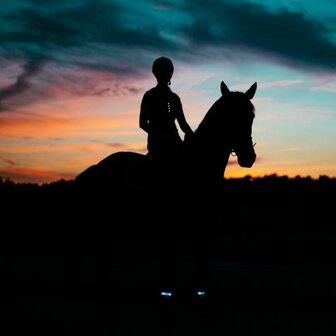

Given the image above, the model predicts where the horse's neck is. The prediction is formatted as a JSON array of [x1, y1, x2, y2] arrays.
[[181, 130, 231, 183]]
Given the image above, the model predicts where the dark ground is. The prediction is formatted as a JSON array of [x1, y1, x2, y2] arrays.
[[1, 175, 335, 335]]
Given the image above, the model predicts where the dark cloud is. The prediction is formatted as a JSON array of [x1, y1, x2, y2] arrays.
[[1, 1, 176, 64], [1, 0, 336, 72], [91, 140, 127, 148], [179, 0, 336, 70], [0, 0, 178, 111], [109, 84, 143, 96], [1, 157, 17, 166], [0, 57, 46, 104], [0, 0, 335, 112]]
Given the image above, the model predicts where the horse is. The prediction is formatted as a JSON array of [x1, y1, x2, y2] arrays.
[[75, 81, 257, 189], [73, 80, 257, 295]]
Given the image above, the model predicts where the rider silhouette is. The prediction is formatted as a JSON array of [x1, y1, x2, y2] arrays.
[[139, 57, 194, 294], [139, 57, 193, 163]]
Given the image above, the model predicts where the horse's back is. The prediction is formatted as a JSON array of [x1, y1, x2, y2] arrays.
[[74, 151, 148, 188]]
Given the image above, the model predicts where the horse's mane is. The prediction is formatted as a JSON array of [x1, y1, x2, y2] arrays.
[[183, 92, 255, 160], [195, 92, 255, 137]]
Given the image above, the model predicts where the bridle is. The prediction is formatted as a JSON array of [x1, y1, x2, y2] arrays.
[[230, 141, 256, 157]]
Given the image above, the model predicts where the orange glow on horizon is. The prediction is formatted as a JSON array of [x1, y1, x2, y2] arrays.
[[0, 166, 74, 184], [0, 112, 139, 138], [1, 72, 335, 184]]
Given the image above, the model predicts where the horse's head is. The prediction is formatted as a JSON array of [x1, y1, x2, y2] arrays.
[[220, 81, 257, 168], [182, 80, 257, 184]]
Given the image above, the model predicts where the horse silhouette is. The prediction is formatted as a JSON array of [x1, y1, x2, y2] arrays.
[[75, 81, 257, 190], [74, 81, 257, 295]]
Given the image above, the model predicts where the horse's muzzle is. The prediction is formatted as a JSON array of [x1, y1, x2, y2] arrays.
[[237, 148, 256, 168]]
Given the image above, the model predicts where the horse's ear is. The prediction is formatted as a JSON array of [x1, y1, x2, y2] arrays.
[[245, 82, 257, 100], [221, 81, 230, 96]]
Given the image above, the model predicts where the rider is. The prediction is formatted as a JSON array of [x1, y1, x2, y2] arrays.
[[139, 56, 193, 163]]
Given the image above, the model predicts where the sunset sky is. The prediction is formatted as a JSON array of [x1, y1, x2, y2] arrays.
[[1, 0, 336, 184]]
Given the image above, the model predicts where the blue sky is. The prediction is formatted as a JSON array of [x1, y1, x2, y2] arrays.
[[0, 0, 336, 183]]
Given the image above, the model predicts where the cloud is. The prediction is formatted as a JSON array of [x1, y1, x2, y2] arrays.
[[259, 79, 303, 89], [311, 74, 336, 92], [0, 0, 176, 111], [1, 157, 17, 166], [90, 140, 127, 148], [279, 147, 302, 152], [178, 0, 336, 71], [1, 0, 176, 71], [2, 1, 336, 74], [0, 57, 47, 111], [0, 0, 335, 112]]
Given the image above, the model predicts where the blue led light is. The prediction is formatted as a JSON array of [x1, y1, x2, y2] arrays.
[[161, 291, 172, 296], [197, 291, 205, 296]]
